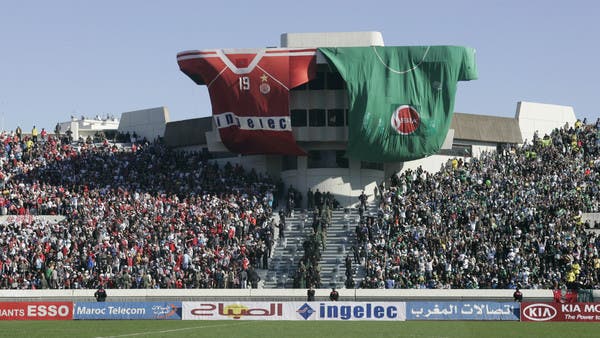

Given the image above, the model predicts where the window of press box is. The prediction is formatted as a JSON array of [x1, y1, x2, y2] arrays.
[[308, 72, 325, 90], [307, 150, 349, 168], [291, 109, 308, 127], [292, 83, 308, 91], [326, 72, 345, 89], [309, 109, 326, 127], [282, 155, 298, 171], [327, 109, 345, 127], [438, 144, 473, 157], [361, 161, 384, 170]]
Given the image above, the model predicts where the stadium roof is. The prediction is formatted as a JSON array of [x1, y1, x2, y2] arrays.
[[451, 113, 523, 144]]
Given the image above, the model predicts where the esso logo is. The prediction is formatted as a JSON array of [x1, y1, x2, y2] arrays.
[[27, 305, 70, 317], [522, 303, 557, 321], [390, 105, 420, 135]]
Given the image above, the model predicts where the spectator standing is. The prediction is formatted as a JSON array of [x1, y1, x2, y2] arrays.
[[329, 287, 339, 301], [307, 285, 315, 301], [31, 125, 38, 143], [513, 287, 523, 302], [94, 285, 107, 302]]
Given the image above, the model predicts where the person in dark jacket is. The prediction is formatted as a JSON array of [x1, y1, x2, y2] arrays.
[[329, 287, 339, 301], [94, 285, 107, 302], [307, 285, 316, 301]]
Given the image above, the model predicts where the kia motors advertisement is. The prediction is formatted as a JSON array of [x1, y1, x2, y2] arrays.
[[0, 302, 73, 320], [521, 302, 600, 322]]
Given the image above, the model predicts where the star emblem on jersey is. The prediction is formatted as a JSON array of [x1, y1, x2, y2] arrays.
[[297, 303, 315, 320], [259, 74, 271, 94], [390, 105, 420, 135]]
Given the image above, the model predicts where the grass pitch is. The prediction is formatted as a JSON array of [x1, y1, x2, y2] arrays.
[[1, 320, 600, 338]]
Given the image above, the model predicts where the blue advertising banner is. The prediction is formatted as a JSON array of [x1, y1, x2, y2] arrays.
[[74, 302, 182, 320], [407, 302, 519, 321]]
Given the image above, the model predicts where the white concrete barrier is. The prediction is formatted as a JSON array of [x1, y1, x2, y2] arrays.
[[0, 288, 575, 302]]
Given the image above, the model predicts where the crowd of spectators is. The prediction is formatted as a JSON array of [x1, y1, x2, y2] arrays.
[[356, 119, 600, 290], [1, 117, 599, 292], [0, 128, 277, 289]]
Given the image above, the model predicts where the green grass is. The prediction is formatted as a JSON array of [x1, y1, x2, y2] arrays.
[[1, 321, 600, 338]]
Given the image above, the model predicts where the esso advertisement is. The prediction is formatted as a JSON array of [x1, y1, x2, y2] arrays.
[[0, 302, 73, 320], [521, 302, 600, 322]]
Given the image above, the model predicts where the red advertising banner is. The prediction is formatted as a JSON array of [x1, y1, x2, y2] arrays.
[[521, 302, 600, 322], [0, 302, 73, 320]]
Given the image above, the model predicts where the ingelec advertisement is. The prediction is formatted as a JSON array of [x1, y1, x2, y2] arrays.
[[182, 302, 406, 321]]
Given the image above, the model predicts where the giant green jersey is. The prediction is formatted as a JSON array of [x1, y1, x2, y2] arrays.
[[319, 46, 477, 162]]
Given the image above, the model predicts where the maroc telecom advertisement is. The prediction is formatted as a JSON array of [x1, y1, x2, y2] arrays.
[[521, 302, 600, 322], [0, 302, 73, 320], [407, 302, 519, 320], [74, 302, 182, 320], [182, 302, 406, 321]]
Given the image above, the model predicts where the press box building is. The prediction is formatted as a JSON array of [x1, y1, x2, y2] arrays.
[[162, 32, 575, 207]]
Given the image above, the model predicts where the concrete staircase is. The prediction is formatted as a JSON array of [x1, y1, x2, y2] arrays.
[[263, 207, 368, 288], [317, 208, 361, 289], [262, 209, 313, 288]]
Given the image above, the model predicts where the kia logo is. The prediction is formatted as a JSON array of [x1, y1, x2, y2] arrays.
[[522, 303, 557, 321]]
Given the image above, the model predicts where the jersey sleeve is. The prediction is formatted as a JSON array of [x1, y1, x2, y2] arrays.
[[458, 47, 478, 81]]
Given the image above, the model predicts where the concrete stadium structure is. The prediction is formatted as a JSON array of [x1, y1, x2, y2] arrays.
[[65, 32, 578, 208], [163, 32, 577, 207]]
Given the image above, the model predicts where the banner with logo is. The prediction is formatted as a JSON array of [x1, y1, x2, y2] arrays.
[[0, 302, 73, 320], [407, 302, 519, 321], [74, 302, 182, 320], [182, 302, 406, 321], [294, 302, 406, 321], [521, 302, 600, 322], [183, 301, 286, 320], [177, 48, 316, 156], [0, 215, 66, 225], [319, 46, 477, 162]]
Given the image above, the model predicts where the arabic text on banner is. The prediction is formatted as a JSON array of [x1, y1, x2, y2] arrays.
[[182, 301, 406, 321], [406, 302, 519, 321]]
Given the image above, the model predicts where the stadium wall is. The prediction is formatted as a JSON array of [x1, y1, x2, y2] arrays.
[[118, 106, 170, 142], [0, 289, 565, 303], [516, 101, 577, 144]]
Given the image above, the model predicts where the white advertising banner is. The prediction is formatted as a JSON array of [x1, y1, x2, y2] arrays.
[[182, 302, 406, 321]]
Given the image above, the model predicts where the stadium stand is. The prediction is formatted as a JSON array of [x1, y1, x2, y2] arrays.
[[355, 119, 600, 291], [0, 131, 278, 290], [0, 118, 598, 295]]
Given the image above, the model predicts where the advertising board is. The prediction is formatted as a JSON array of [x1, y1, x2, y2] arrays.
[[407, 302, 519, 320], [0, 302, 73, 320], [182, 302, 406, 321], [521, 302, 600, 322], [74, 302, 182, 320]]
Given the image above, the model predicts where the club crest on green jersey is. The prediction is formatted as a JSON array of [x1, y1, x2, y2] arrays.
[[390, 105, 420, 135]]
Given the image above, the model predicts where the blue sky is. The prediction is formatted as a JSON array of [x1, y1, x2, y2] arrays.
[[0, 0, 598, 132]]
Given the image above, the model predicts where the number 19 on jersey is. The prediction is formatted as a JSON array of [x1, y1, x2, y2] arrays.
[[239, 76, 250, 91]]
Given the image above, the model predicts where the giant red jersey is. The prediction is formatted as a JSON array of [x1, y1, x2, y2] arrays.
[[177, 48, 317, 155]]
